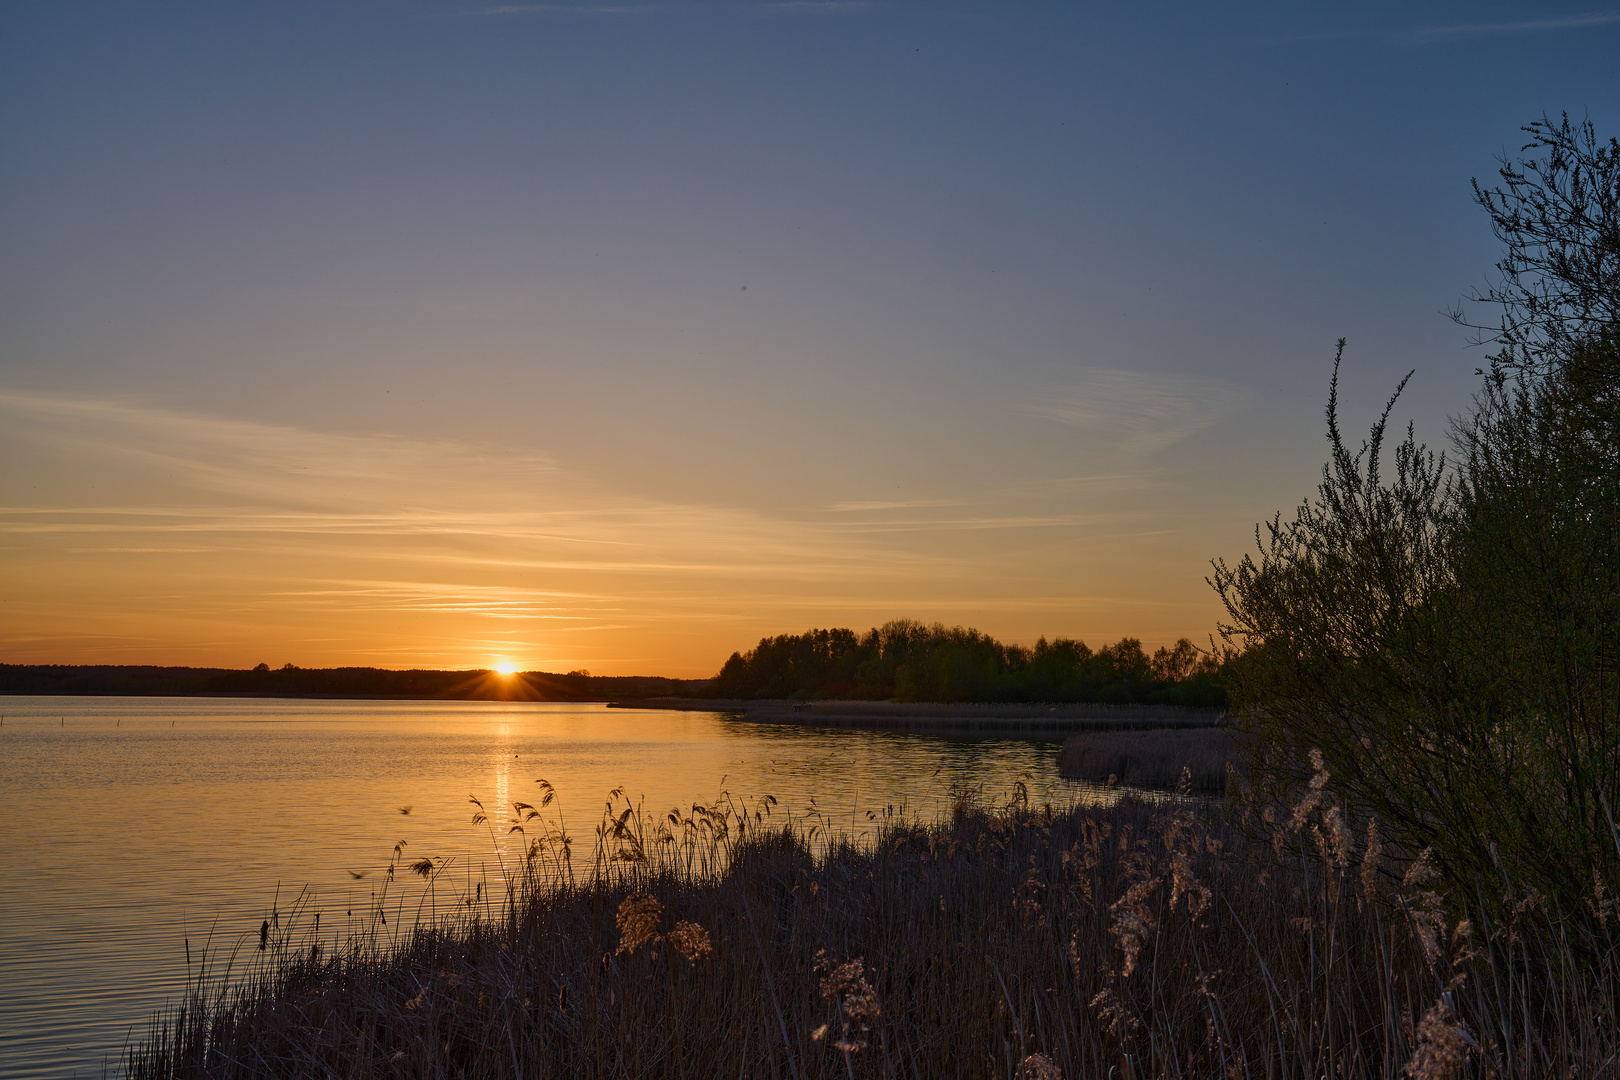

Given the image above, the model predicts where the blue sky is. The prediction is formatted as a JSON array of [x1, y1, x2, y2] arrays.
[[1, 1, 1616, 672]]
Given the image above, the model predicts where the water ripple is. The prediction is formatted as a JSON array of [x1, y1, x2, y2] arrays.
[[0, 696, 1080, 1079]]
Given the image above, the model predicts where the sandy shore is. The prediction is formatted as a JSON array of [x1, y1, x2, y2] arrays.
[[607, 696, 1226, 733]]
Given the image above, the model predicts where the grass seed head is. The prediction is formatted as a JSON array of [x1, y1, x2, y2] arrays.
[[1361, 817, 1383, 909], [813, 949, 880, 1051], [1405, 1000, 1470, 1080], [667, 920, 712, 962], [1018, 1051, 1063, 1080], [615, 893, 663, 955]]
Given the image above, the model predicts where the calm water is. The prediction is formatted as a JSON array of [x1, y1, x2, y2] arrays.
[[0, 697, 1085, 1079]]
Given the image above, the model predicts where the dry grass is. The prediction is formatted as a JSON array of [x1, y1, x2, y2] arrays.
[[1057, 728, 1241, 792], [126, 770, 1620, 1080]]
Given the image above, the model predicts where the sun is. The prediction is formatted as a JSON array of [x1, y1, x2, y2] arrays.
[[493, 662, 518, 676]]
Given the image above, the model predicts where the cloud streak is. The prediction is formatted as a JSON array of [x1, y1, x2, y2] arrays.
[[463, 0, 877, 16], [0, 386, 1224, 670], [1401, 11, 1620, 44], [1243, 10, 1620, 48], [1020, 369, 1246, 459], [752, 1, 876, 12], [471, 3, 659, 15]]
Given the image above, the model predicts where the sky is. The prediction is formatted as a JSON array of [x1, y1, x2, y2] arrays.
[[1, 1, 1616, 676]]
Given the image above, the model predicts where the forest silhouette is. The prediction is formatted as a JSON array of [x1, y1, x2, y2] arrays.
[[710, 619, 1228, 706], [0, 623, 1227, 706]]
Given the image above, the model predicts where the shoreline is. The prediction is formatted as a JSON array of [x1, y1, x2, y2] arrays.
[[609, 696, 1227, 733], [121, 786, 1608, 1079], [1057, 726, 1240, 791]]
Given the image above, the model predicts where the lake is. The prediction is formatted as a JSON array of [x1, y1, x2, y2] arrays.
[[0, 696, 1088, 1079]]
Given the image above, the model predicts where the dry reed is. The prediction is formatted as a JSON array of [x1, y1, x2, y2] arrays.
[[125, 767, 1620, 1079]]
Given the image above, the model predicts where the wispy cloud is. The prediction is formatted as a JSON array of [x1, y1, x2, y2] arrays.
[[0, 388, 962, 581], [1248, 10, 1620, 47], [823, 498, 964, 512], [752, 1, 876, 12], [64, 547, 220, 554], [1009, 473, 1167, 497], [472, 3, 658, 15], [0, 386, 1223, 669], [465, 0, 875, 15], [0, 389, 562, 510], [1401, 10, 1620, 44], [1021, 370, 1246, 459], [269, 579, 612, 621]]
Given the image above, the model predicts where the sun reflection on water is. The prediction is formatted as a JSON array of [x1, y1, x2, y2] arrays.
[[0, 697, 1075, 1080]]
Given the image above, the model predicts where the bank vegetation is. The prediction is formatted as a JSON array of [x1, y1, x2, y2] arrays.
[[121, 113, 1619, 1080]]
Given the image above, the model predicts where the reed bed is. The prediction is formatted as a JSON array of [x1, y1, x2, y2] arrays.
[[1057, 728, 1241, 792], [126, 771, 1620, 1080]]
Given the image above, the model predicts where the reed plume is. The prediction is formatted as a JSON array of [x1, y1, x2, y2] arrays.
[[124, 767, 1620, 1080]]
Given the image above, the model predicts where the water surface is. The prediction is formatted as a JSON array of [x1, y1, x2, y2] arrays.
[[0, 696, 1082, 1079]]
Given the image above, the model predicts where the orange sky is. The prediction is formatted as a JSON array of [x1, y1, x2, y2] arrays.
[[5, 4, 1586, 676], [0, 385, 1269, 676]]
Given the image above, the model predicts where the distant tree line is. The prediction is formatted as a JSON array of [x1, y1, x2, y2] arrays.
[[0, 664, 703, 701], [709, 619, 1229, 706]]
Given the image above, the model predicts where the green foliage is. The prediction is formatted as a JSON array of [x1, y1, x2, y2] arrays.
[[1447, 334, 1620, 905], [1454, 113, 1620, 384], [710, 619, 1228, 705], [1210, 345, 1468, 868], [1213, 116, 1620, 922], [1214, 336, 1619, 922]]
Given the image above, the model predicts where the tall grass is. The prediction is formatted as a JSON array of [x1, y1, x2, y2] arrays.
[[126, 765, 1620, 1079]]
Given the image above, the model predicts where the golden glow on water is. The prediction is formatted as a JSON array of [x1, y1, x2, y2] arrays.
[[494, 728, 512, 840], [0, 696, 1085, 1079]]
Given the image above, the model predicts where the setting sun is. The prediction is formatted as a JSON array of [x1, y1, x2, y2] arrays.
[[3, 0, 1614, 1071]]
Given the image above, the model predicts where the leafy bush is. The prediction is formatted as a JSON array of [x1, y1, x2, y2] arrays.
[[1212, 115, 1619, 924]]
